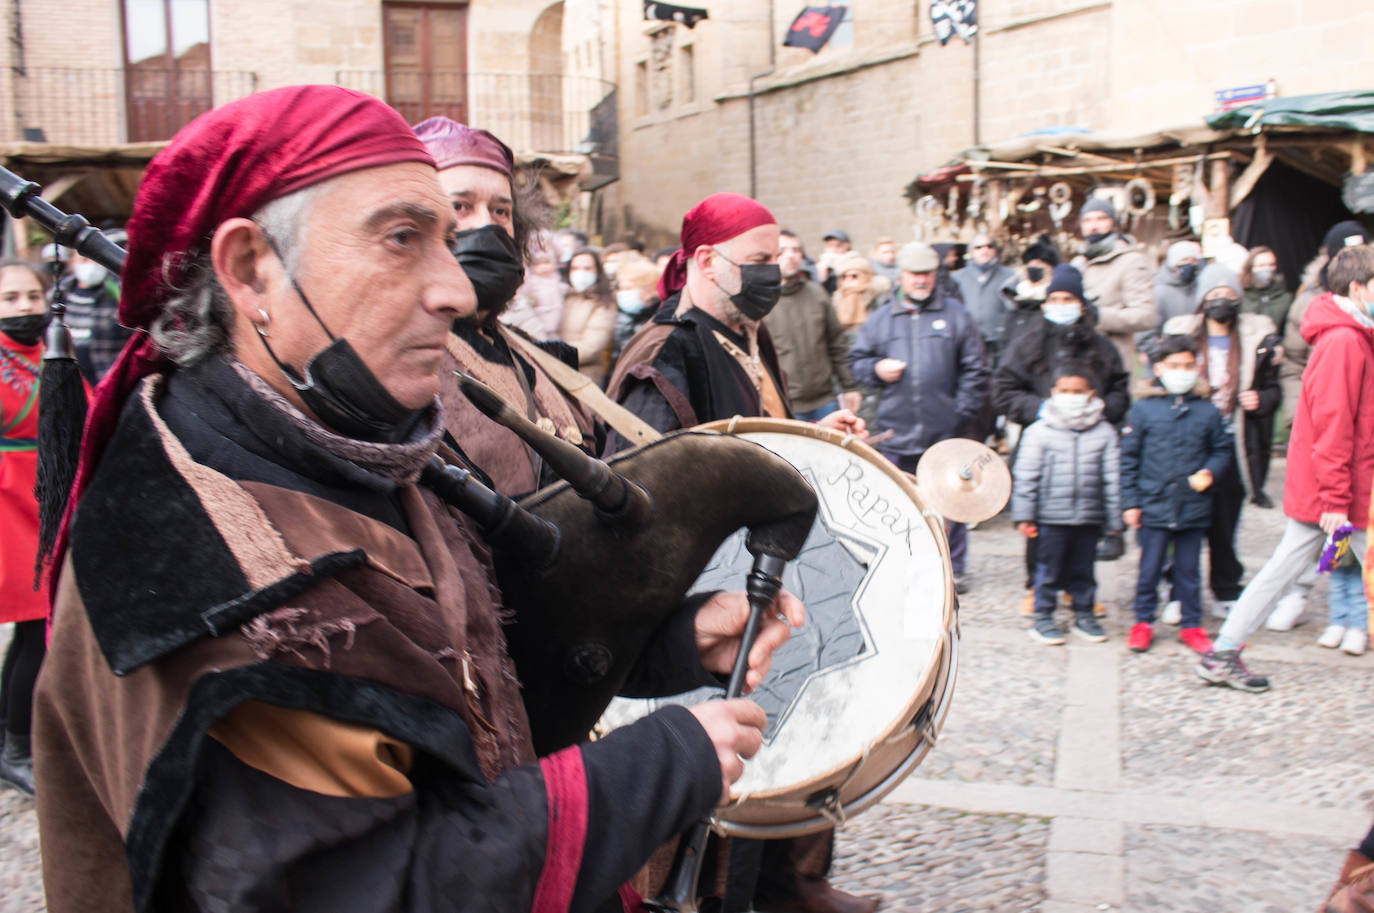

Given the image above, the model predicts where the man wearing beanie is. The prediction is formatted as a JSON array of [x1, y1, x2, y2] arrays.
[[1075, 196, 1156, 373], [1005, 237, 1059, 345], [849, 241, 989, 593], [1140, 240, 1201, 358]]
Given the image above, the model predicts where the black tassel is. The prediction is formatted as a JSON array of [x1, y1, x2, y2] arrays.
[[32, 297, 88, 589]]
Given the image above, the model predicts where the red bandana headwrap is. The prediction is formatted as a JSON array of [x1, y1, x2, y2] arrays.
[[56, 85, 435, 573], [658, 192, 777, 300], [413, 116, 514, 178]]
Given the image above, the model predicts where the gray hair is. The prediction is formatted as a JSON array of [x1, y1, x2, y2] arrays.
[[149, 184, 318, 365]]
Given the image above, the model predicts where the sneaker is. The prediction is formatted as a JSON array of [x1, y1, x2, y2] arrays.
[[1072, 614, 1108, 642], [1178, 626, 1213, 653], [1019, 589, 1034, 617], [1029, 616, 1066, 645], [1127, 622, 1153, 652], [1318, 624, 1347, 649], [1197, 648, 1270, 693], [1161, 600, 1182, 625], [954, 573, 970, 595], [1341, 628, 1368, 656], [1209, 600, 1235, 620], [1264, 592, 1308, 631]]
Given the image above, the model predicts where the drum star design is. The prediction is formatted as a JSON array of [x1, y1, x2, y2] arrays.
[[692, 490, 884, 742]]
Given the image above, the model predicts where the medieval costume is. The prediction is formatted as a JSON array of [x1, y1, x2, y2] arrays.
[[34, 86, 722, 913], [415, 116, 602, 496], [608, 193, 875, 913]]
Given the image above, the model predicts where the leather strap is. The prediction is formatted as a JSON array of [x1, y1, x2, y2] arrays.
[[506, 332, 663, 446]]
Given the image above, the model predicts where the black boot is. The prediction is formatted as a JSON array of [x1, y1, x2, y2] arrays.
[[0, 732, 35, 796]]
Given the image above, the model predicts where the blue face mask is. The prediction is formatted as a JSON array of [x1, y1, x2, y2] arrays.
[[616, 289, 649, 314], [1043, 303, 1082, 326]]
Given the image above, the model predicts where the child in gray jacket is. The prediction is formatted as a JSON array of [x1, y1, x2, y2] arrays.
[[1012, 360, 1123, 644]]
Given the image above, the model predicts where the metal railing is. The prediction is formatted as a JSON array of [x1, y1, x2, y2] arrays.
[[9, 68, 260, 145], [333, 70, 617, 156]]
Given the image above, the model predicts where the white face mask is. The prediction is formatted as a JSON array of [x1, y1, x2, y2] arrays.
[[616, 289, 648, 314], [1051, 392, 1091, 416], [1159, 368, 1198, 395], [569, 269, 597, 293], [1043, 302, 1082, 325], [73, 261, 107, 287]]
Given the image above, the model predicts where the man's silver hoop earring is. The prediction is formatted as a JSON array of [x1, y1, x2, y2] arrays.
[[256, 308, 270, 338]]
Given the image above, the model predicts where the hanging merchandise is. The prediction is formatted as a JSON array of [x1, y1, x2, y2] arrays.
[[643, 1, 709, 28], [783, 6, 848, 53], [930, 0, 977, 46]]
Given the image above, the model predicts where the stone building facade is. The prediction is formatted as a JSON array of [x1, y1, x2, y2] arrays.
[[601, 0, 1374, 254], [0, 0, 606, 156]]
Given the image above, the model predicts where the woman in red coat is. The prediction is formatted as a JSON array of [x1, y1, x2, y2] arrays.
[[0, 257, 50, 795]]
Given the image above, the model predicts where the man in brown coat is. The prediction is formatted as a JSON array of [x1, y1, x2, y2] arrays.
[[1076, 197, 1156, 374], [33, 87, 792, 913]]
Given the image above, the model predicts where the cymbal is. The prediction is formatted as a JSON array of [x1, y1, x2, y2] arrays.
[[914, 438, 1011, 524]]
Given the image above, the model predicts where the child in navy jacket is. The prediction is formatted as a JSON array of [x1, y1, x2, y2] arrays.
[[1120, 336, 1232, 654]]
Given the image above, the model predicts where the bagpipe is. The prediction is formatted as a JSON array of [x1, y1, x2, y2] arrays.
[[0, 163, 1008, 910]]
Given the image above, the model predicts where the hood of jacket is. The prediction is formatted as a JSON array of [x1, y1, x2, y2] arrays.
[[1302, 292, 1374, 346]]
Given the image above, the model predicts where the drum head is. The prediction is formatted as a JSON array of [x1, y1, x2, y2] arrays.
[[600, 418, 955, 834]]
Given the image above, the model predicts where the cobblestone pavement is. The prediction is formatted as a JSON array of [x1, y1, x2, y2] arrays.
[[1, 459, 1370, 912]]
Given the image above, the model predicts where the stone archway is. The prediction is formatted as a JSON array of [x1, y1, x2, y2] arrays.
[[528, 2, 564, 152]]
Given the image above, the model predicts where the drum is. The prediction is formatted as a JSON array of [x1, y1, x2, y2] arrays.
[[599, 417, 959, 839]]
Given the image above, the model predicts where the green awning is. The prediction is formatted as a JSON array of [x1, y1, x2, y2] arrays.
[[1206, 90, 1374, 133]]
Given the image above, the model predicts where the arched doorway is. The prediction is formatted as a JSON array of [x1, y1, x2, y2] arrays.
[[529, 2, 564, 152]]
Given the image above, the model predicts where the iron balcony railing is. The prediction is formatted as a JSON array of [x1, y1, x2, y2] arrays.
[[333, 70, 617, 157], [9, 67, 260, 145]]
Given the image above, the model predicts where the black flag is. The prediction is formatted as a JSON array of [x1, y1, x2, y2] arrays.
[[643, 1, 709, 28], [782, 6, 847, 53], [930, 0, 977, 45]]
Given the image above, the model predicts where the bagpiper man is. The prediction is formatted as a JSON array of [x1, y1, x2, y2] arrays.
[[32, 86, 798, 913]]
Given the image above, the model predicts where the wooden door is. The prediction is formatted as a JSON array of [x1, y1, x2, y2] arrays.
[[383, 3, 468, 125]]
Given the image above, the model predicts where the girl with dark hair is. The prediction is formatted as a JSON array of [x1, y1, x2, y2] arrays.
[[558, 248, 618, 384], [1240, 245, 1293, 333]]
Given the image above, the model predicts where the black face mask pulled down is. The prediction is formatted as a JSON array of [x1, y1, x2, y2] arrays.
[[0, 312, 50, 347], [1204, 297, 1240, 325], [727, 263, 783, 321], [451, 224, 526, 322], [257, 275, 423, 444]]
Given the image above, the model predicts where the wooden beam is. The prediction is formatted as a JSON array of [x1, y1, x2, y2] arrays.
[[1207, 158, 1230, 219], [1229, 134, 1273, 209], [1353, 139, 1368, 176]]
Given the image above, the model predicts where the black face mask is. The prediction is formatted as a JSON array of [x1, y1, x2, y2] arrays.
[[0, 312, 50, 346], [731, 263, 783, 320], [1176, 263, 1199, 285], [1026, 265, 1045, 283], [450, 225, 525, 321], [1205, 297, 1240, 325], [256, 249, 423, 443], [710, 248, 784, 322]]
